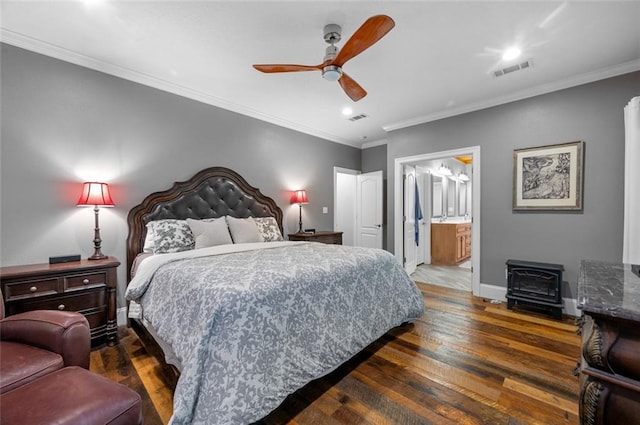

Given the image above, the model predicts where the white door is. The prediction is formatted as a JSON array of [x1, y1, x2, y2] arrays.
[[335, 171, 358, 246], [404, 165, 417, 274], [356, 171, 383, 249]]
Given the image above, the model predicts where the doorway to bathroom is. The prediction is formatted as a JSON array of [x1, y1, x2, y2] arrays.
[[393, 146, 480, 295]]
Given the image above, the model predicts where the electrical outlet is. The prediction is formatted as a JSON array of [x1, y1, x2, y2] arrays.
[[322, 207, 328, 214]]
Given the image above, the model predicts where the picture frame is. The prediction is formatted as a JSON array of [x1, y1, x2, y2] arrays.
[[513, 140, 584, 211]]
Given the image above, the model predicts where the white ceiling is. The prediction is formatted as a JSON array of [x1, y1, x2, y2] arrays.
[[2, 1, 639, 148]]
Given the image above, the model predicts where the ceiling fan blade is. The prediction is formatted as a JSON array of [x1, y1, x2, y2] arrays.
[[253, 64, 322, 73], [339, 73, 367, 102], [333, 15, 395, 67]]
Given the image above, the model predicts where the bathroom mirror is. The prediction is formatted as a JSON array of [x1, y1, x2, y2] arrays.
[[459, 181, 467, 216], [432, 175, 443, 217], [447, 177, 456, 216]]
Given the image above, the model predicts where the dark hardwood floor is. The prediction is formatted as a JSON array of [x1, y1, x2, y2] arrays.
[[91, 282, 581, 424]]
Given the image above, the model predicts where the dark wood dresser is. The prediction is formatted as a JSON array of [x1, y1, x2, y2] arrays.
[[1, 257, 120, 346], [577, 260, 640, 425], [288, 231, 343, 245]]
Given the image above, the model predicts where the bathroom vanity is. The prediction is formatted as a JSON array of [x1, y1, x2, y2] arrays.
[[430, 220, 471, 265]]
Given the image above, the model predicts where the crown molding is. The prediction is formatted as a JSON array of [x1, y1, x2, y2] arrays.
[[0, 29, 361, 148], [4, 29, 638, 148], [384, 59, 640, 132], [361, 138, 388, 149]]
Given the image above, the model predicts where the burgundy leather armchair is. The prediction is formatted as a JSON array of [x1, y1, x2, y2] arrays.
[[0, 292, 90, 393]]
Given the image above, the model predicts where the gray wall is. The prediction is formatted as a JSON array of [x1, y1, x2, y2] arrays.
[[386, 71, 639, 297], [361, 144, 387, 177], [361, 143, 389, 249], [0, 43, 361, 305]]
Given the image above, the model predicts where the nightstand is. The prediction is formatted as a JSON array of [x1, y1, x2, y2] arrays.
[[1, 257, 120, 346], [288, 231, 343, 245]]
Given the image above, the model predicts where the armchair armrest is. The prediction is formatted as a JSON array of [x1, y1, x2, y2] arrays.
[[0, 310, 90, 369]]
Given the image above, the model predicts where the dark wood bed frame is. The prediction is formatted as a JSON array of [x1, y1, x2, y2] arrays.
[[125, 166, 284, 388]]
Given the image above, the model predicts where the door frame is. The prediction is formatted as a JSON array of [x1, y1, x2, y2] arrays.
[[393, 146, 481, 296]]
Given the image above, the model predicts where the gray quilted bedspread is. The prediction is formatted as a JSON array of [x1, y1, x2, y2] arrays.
[[126, 242, 425, 424]]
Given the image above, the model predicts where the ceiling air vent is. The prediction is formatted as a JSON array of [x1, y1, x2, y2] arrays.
[[348, 114, 368, 122], [493, 59, 533, 77]]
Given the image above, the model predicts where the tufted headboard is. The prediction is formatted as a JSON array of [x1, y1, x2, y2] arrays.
[[126, 167, 283, 281]]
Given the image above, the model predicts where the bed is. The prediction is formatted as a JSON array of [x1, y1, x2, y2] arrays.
[[124, 166, 425, 425]]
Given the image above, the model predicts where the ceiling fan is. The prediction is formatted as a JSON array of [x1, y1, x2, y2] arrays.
[[253, 15, 395, 102]]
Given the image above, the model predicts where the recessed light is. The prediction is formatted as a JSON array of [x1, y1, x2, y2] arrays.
[[342, 107, 353, 116], [502, 47, 521, 61]]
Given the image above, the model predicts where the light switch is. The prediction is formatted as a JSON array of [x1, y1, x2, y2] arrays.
[[322, 207, 328, 214]]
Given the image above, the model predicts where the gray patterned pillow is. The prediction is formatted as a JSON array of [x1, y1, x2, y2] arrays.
[[254, 217, 284, 242], [147, 219, 195, 253]]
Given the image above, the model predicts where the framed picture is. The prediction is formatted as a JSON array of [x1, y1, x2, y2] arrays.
[[513, 140, 584, 211]]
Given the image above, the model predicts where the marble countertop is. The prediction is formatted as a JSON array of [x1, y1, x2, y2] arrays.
[[430, 218, 472, 224], [578, 259, 640, 321]]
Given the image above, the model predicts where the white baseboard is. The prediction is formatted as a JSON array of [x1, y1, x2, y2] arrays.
[[117, 307, 128, 327], [479, 283, 579, 317]]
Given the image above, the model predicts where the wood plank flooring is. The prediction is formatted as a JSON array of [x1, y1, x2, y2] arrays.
[[91, 282, 580, 425]]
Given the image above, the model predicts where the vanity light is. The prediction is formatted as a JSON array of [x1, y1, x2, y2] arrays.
[[438, 164, 453, 176], [459, 172, 470, 181]]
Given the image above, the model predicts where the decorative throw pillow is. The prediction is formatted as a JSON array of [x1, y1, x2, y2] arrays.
[[254, 217, 284, 242], [225, 216, 264, 244], [147, 219, 195, 253], [186, 218, 233, 249]]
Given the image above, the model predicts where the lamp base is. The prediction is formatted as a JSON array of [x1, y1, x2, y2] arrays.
[[88, 247, 107, 260], [88, 206, 107, 260], [88, 253, 107, 261], [298, 204, 303, 233]]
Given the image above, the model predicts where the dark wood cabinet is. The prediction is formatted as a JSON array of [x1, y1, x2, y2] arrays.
[[1, 257, 120, 346], [288, 231, 343, 245], [577, 260, 640, 425]]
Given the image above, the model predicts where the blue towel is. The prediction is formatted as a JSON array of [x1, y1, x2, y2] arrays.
[[414, 180, 423, 245]]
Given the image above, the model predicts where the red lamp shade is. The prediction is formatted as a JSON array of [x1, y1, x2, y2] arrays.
[[77, 182, 115, 207], [291, 190, 308, 205]]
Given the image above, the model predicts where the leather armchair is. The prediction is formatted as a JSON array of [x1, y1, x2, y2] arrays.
[[0, 292, 91, 394]]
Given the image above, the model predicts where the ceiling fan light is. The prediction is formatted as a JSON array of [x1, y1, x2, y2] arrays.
[[322, 65, 343, 82]]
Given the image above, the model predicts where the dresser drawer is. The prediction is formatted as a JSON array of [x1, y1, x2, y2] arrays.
[[7, 289, 106, 315], [584, 317, 640, 381], [85, 308, 108, 333], [3, 277, 59, 301], [64, 271, 107, 292]]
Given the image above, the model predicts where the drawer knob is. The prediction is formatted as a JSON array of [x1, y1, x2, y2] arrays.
[[30, 286, 37, 293], [82, 278, 90, 285], [57, 304, 65, 311]]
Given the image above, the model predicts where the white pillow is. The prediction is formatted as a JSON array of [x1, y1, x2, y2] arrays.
[[254, 217, 284, 242], [186, 218, 233, 249], [225, 216, 264, 243]]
